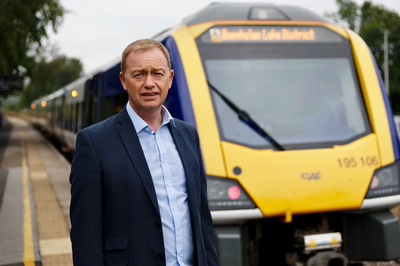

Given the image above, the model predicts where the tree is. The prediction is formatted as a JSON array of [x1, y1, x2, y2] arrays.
[[19, 55, 83, 108], [326, 0, 360, 31], [0, 0, 65, 80], [358, 2, 400, 112], [326, 1, 400, 112]]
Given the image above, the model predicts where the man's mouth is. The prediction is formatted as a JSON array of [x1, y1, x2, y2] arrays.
[[142, 93, 157, 96]]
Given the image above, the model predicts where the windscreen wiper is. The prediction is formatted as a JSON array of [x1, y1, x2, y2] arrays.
[[207, 81, 285, 151]]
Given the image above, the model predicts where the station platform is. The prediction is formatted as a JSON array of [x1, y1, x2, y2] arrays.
[[0, 117, 72, 266]]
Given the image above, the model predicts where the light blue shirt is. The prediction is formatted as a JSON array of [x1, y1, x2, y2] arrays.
[[126, 103, 194, 266]]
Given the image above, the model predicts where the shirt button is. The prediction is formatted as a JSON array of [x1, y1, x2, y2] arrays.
[[155, 222, 160, 228], [157, 254, 164, 261], [162, 158, 166, 162], [172, 207, 175, 210]]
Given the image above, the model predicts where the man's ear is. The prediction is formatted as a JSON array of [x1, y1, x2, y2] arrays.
[[119, 72, 127, 91], [168, 69, 174, 89]]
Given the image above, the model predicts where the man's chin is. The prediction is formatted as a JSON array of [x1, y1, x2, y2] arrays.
[[134, 104, 163, 114]]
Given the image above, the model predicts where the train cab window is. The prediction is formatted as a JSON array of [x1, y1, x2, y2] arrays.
[[196, 26, 371, 150]]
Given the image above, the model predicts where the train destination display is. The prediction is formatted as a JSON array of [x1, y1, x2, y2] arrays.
[[202, 26, 344, 43]]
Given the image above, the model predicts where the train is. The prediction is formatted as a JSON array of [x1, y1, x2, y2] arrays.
[[29, 3, 400, 266], [0, 98, 3, 128]]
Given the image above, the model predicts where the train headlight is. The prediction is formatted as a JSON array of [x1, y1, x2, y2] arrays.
[[206, 176, 256, 210], [365, 161, 400, 198]]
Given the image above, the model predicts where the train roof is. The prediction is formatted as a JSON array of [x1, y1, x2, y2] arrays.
[[44, 88, 65, 101], [183, 2, 330, 26], [64, 75, 89, 93]]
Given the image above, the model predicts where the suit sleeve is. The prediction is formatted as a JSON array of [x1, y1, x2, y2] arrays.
[[195, 129, 220, 266], [70, 130, 104, 266]]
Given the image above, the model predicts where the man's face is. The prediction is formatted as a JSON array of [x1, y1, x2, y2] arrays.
[[119, 48, 174, 117]]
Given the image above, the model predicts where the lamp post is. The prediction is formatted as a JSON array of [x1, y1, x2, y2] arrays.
[[383, 29, 389, 96]]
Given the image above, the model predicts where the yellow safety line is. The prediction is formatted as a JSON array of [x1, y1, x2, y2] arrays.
[[20, 128, 36, 266]]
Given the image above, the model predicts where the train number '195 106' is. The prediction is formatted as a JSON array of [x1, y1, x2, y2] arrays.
[[337, 156, 379, 168]]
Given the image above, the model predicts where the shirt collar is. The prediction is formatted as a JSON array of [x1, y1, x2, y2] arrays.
[[126, 102, 175, 134]]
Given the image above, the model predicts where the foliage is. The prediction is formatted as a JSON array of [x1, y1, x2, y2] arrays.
[[326, 0, 360, 31], [338, 0, 359, 31], [0, 0, 65, 78], [19, 56, 83, 108], [328, 0, 400, 112], [359, 1, 400, 113], [0, 0, 83, 109]]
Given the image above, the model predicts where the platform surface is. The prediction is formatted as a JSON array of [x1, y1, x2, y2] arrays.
[[0, 117, 72, 266]]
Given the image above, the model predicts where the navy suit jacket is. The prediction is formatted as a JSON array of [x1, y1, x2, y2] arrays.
[[70, 106, 219, 266]]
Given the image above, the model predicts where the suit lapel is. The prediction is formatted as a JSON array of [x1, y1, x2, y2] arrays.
[[116, 107, 160, 214], [168, 123, 199, 209]]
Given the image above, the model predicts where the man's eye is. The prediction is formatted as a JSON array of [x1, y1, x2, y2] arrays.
[[134, 73, 142, 77], [155, 72, 163, 76]]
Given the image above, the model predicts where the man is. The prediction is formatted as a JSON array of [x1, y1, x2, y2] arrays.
[[70, 39, 219, 266]]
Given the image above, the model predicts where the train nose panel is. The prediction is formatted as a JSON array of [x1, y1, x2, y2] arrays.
[[220, 134, 380, 217]]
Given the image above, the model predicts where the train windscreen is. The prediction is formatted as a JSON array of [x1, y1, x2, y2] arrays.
[[196, 26, 371, 150]]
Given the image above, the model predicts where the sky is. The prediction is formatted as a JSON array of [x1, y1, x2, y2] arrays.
[[46, 0, 400, 74]]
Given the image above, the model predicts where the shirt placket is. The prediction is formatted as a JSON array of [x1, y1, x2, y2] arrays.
[[155, 128, 182, 265]]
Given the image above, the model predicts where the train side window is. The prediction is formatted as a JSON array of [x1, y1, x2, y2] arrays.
[[82, 100, 87, 129], [103, 97, 111, 119], [65, 104, 69, 131], [56, 100, 61, 128], [102, 93, 127, 118], [71, 103, 76, 133], [91, 95, 97, 126], [74, 102, 78, 133], [77, 102, 83, 132], [70, 103, 73, 132], [50, 100, 55, 128], [67, 104, 72, 131], [62, 104, 67, 130], [115, 93, 127, 113]]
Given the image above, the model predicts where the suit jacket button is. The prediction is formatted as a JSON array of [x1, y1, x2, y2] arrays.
[[157, 254, 164, 261], [155, 222, 160, 228]]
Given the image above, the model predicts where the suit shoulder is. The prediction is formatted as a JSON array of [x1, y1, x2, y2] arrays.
[[173, 118, 197, 132], [173, 118, 199, 137]]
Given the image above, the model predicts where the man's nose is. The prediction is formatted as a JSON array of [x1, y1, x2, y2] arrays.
[[144, 74, 155, 88]]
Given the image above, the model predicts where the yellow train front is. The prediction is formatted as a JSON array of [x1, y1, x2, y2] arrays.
[[159, 3, 400, 266]]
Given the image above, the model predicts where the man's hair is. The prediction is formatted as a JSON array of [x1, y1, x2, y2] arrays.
[[121, 39, 171, 74]]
